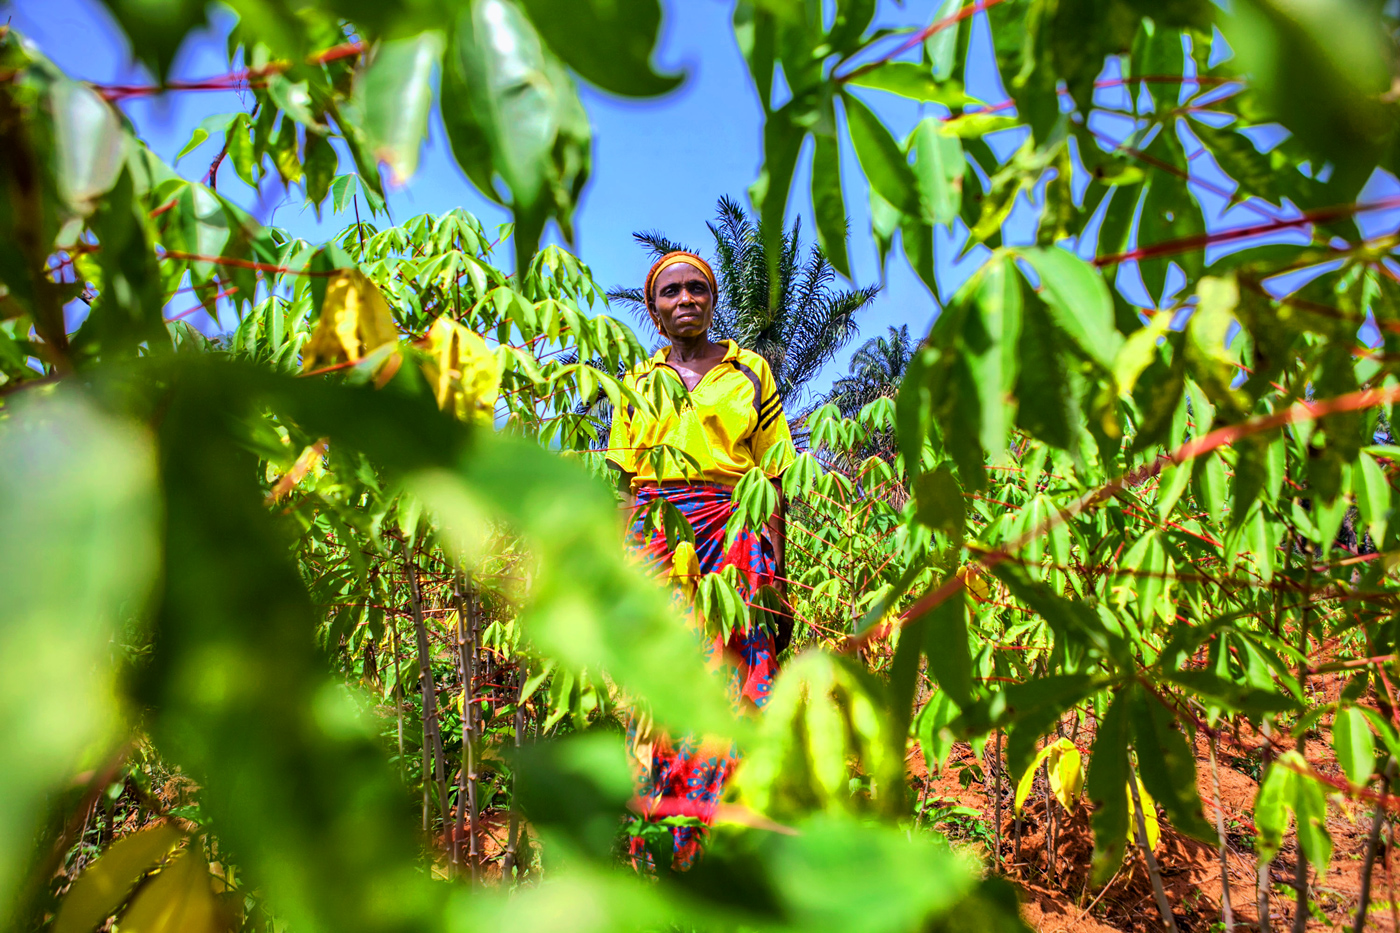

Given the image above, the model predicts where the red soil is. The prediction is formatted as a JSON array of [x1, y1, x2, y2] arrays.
[[910, 723, 1396, 933]]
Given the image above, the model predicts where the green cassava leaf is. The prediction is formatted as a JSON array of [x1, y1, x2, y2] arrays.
[[1222, 0, 1394, 196], [1014, 246, 1121, 370], [912, 117, 963, 227], [1354, 452, 1391, 546], [843, 90, 918, 216], [913, 461, 964, 535], [846, 62, 976, 106], [1085, 686, 1132, 882], [443, 0, 591, 270], [1333, 707, 1376, 788], [811, 127, 851, 279], [95, 0, 209, 81], [922, 588, 973, 710], [1129, 687, 1216, 842], [356, 31, 444, 184], [515, 0, 683, 97]]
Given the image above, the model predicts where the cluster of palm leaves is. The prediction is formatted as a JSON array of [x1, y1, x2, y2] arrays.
[[817, 324, 916, 464], [824, 324, 914, 418], [607, 196, 879, 408]]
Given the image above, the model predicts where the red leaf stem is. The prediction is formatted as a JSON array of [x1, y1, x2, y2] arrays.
[[164, 286, 238, 323], [1082, 122, 1288, 229], [1094, 194, 1400, 268], [1092, 75, 1233, 90], [91, 42, 364, 101], [159, 249, 340, 276], [836, 0, 1010, 84]]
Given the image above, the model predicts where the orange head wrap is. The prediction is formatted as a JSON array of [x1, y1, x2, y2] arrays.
[[644, 251, 718, 314]]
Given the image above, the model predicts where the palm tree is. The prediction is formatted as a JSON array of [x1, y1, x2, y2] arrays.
[[823, 325, 915, 418], [607, 196, 879, 409], [817, 325, 915, 467]]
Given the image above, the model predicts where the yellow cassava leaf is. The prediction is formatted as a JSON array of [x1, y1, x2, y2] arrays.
[[957, 564, 990, 602], [420, 317, 502, 424], [1014, 753, 1045, 816], [120, 848, 224, 933], [1126, 777, 1160, 851], [55, 823, 184, 933], [1014, 737, 1080, 815], [1047, 739, 1083, 812], [264, 439, 327, 504], [670, 540, 700, 599], [300, 269, 401, 372]]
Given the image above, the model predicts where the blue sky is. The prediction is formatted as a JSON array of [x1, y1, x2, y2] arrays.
[[7, 0, 1399, 395]]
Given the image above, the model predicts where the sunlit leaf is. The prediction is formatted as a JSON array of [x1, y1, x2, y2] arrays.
[[119, 849, 223, 933], [843, 91, 917, 216], [301, 268, 402, 371], [1014, 246, 1121, 370], [1126, 777, 1160, 851], [50, 79, 126, 214], [420, 316, 501, 423], [55, 825, 184, 933], [846, 62, 976, 106]]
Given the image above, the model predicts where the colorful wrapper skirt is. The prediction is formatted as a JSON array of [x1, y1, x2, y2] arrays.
[[625, 481, 779, 870]]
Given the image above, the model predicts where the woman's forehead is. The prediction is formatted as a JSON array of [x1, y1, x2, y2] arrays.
[[654, 262, 708, 286]]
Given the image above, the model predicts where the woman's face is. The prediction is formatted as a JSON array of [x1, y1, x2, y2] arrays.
[[650, 262, 714, 340]]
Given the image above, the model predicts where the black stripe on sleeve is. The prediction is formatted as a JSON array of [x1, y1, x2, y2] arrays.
[[760, 404, 785, 431], [732, 360, 763, 417]]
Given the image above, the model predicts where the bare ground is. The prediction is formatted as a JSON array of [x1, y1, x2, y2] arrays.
[[909, 718, 1397, 933]]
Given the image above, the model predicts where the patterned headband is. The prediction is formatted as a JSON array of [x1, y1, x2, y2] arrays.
[[644, 251, 718, 312]]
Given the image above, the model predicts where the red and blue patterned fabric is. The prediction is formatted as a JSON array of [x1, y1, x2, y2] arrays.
[[626, 481, 779, 870]]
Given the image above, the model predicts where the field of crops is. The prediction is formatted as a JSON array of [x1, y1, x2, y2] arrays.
[[6, 1, 1400, 932]]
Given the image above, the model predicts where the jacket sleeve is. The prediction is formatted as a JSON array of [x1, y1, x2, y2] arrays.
[[749, 359, 796, 477]]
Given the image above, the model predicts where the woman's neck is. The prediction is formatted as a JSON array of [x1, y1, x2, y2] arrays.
[[668, 334, 723, 362]]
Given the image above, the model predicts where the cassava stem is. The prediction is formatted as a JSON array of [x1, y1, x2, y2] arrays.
[[1130, 762, 1179, 933], [1208, 731, 1235, 933], [402, 538, 451, 841]]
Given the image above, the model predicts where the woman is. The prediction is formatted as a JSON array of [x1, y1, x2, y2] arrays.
[[607, 251, 795, 870]]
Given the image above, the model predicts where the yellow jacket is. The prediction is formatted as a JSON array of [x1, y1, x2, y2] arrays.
[[606, 341, 796, 490]]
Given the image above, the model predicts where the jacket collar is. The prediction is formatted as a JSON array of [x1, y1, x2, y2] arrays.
[[640, 339, 739, 373]]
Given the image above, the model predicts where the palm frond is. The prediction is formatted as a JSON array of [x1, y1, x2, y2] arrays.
[[820, 324, 914, 418], [605, 286, 657, 329], [781, 284, 877, 406], [633, 230, 697, 259]]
